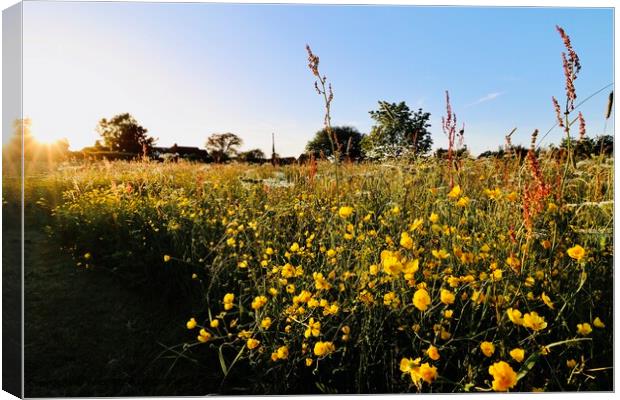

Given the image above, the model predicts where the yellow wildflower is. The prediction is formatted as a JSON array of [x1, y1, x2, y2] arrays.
[[509, 348, 525, 362], [304, 318, 321, 338], [432, 249, 450, 260], [415, 363, 438, 384], [448, 185, 461, 198], [488, 361, 517, 391], [426, 345, 440, 361], [186, 318, 197, 329], [251, 295, 268, 310], [456, 196, 470, 207], [338, 206, 353, 218], [577, 323, 592, 336], [541, 292, 554, 309], [223, 293, 235, 311], [409, 218, 424, 232], [313, 341, 335, 357], [400, 231, 414, 250], [480, 341, 495, 357], [313, 272, 332, 290], [522, 312, 547, 331], [567, 245, 586, 261], [261, 317, 272, 329], [413, 288, 431, 311], [440, 289, 455, 305], [197, 328, 211, 343], [593, 317, 605, 328], [246, 338, 260, 350]]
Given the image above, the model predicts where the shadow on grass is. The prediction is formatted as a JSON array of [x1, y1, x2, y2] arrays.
[[15, 206, 219, 396]]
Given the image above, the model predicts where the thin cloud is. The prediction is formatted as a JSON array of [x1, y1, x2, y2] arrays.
[[466, 92, 503, 108]]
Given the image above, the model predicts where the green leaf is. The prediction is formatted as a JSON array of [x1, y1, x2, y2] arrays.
[[218, 344, 228, 376], [516, 352, 540, 381]]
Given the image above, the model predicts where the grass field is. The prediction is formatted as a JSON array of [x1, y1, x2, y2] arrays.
[[4, 152, 613, 394]]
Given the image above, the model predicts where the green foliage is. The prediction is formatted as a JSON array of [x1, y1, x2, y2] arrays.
[[362, 101, 433, 160], [238, 148, 267, 163], [96, 113, 155, 154], [305, 126, 364, 160], [560, 135, 614, 159], [206, 133, 243, 163]]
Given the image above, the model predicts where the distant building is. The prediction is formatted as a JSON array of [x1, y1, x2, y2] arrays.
[[151, 144, 210, 162]]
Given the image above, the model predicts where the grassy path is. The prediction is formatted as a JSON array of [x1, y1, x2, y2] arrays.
[[16, 208, 214, 396]]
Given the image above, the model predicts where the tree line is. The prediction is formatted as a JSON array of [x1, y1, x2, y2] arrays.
[[4, 100, 613, 166], [85, 100, 436, 163]]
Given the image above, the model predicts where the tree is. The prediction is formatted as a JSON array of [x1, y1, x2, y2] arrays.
[[560, 135, 613, 159], [96, 113, 155, 154], [206, 133, 243, 163], [238, 148, 266, 163], [305, 126, 364, 160], [361, 101, 433, 160]]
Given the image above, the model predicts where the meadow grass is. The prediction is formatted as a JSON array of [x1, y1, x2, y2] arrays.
[[7, 152, 613, 394]]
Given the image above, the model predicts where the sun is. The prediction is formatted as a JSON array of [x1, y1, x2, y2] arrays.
[[22, 119, 68, 146]]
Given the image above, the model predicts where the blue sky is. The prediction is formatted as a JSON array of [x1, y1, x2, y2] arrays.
[[21, 2, 614, 156]]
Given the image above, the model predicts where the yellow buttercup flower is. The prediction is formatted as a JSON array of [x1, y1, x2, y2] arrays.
[[400, 231, 414, 250], [505, 191, 519, 202], [567, 245, 586, 261], [251, 295, 268, 310], [426, 345, 440, 361], [440, 289, 455, 305], [413, 288, 431, 311], [381, 250, 403, 275], [506, 256, 520, 270], [432, 249, 450, 260], [576, 323, 592, 336], [273, 345, 288, 360], [223, 293, 235, 311], [483, 188, 501, 200], [448, 185, 461, 198], [261, 317, 272, 329], [480, 341, 495, 357], [338, 206, 353, 218], [246, 338, 260, 350], [488, 361, 517, 391], [304, 318, 321, 338], [197, 328, 211, 343], [429, 213, 439, 223], [186, 317, 197, 329], [210, 319, 219, 328], [456, 196, 470, 207], [313, 341, 335, 357], [593, 317, 605, 328], [541, 292, 554, 309], [522, 312, 547, 331], [163, 255, 171, 262], [416, 363, 438, 384], [313, 272, 332, 290], [509, 348, 525, 362], [290, 242, 300, 252], [409, 218, 424, 232]]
